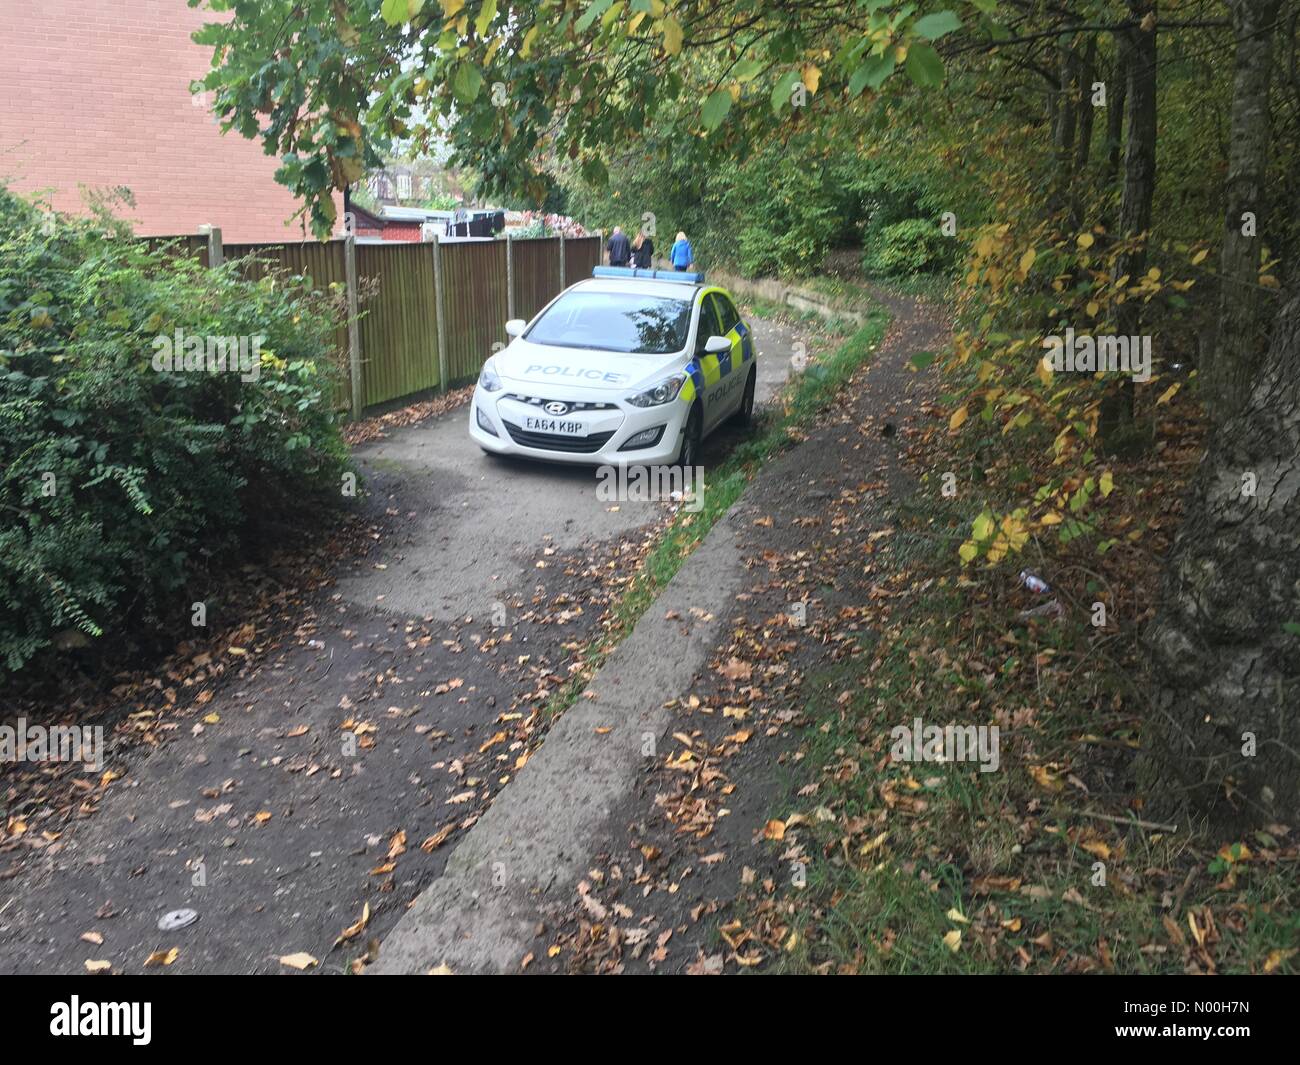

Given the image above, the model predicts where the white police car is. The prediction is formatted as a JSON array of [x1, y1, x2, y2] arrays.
[[469, 267, 758, 466]]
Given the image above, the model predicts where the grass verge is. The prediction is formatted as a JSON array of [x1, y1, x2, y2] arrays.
[[746, 399, 1299, 976]]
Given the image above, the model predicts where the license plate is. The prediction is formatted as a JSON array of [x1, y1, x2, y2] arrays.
[[525, 416, 585, 435]]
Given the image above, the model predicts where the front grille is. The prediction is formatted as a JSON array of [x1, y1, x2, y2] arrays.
[[505, 393, 619, 411], [503, 421, 616, 453]]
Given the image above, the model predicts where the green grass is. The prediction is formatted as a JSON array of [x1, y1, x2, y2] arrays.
[[755, 489, 1299, 975]]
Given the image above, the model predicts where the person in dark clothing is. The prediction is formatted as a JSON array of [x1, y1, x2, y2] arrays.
[[631, 230, 654, 269], [607, 226, 631, 267]]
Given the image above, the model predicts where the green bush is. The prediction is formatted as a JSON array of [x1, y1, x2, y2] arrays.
[[0, 188, 350, 673], [861, 217, 955, 277]]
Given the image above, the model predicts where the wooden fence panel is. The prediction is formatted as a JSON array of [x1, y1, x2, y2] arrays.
[[159, 230, 600, 415], [440, 240, 508, 384], [510, 237, 562, 323], [356, 243, 439, 406], [564, 235, 601, 284]]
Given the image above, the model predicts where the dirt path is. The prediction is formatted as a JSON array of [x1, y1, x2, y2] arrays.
[[0, 318, 797, 975], [525, 288, 951, 973]]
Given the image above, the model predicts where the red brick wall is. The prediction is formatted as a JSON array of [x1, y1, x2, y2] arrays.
[[0, 0, 340, 242]]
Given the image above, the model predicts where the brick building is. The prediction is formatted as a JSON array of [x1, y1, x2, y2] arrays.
[[0, 0, 339, 242]]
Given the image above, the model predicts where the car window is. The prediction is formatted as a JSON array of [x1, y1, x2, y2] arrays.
[[712, 293, 740, 334], [524, 291, 693, 354], [695, 296, 723, 351]]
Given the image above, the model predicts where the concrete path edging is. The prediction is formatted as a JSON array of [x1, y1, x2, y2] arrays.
[[372, 507, 746, 974]]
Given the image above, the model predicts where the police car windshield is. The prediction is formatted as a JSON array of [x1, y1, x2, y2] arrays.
[[525, 292, 692, 354]]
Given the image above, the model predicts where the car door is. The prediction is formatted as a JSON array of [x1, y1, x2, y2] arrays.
[[709, 292, 751, 417], [693, 294, 728, 432]]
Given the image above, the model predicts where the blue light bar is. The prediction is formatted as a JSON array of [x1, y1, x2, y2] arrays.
[[592, 266, 706, 284]]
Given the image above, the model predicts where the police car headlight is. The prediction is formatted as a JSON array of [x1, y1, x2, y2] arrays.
[[478, 360, 503, 393], [627, 373, 686, 408]]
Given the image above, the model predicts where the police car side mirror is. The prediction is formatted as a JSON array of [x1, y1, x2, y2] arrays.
[[704, 335, 731, 355], [505, 318, 526, 338]]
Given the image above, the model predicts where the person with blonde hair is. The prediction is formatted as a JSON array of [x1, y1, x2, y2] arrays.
[[669, 230, 693, 272], [631, 229, 654, 269]]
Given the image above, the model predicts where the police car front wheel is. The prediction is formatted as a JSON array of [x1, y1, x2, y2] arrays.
[[677, 404, 703, 468]]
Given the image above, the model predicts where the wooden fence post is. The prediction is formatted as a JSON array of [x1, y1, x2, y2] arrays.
[[343, 233, 363, 420], [558, 232, 566, 290], [505, 232, 515, 321], [199, 224, 223, 268], [432, 233, 449, 393]]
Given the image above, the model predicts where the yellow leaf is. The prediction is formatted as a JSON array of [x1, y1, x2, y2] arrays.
[[958, 540, 978, 564], [949, 406, 968, 431], [1035, 356, 1054, 387], [661, 16, 683, 55], [1155, 382, 1180, 406], [946, 908, 969, 924], [1029, 765, 1064, 792], [972, 513, 995, 541], [801, 65, 821, 93], [1191, 248, 1208, 265], [203, 712, 220, 724], [1099, 470, 1114, 496], [1018, 248, 1037, 276], [1039, 511, 1063, 526], [144, 947, 179, 967], [84, 959, 112, 973], [279, 952, 319, 970], [1085, 300, 1099, 316], [942, 929, 962, 953], [763, 819, 786, 841], [1076, 232, 1095, 249]]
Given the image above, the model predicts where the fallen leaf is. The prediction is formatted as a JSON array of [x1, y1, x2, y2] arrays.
[[279, 952, 319, 970], [144, 947, 179, 967], [334, 903, 371, 947]]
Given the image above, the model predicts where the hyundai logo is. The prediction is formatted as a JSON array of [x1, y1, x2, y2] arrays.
[[544, 401, 570, 416]]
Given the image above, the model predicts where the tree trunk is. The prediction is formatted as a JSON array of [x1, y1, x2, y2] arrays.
[[1103, 37, 1129, 194], [1073, 35, 1098, 174], [1207, 0, 1280, 418], [1049, 36, 1078, 218], [1100, 5, 1157, 446], [1115, 5, 1157, 337], [1143, 286, 1300, 829]]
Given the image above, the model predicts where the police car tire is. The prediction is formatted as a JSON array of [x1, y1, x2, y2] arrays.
[[677, 404, 703, 468], [733, 368, 756, 427]]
